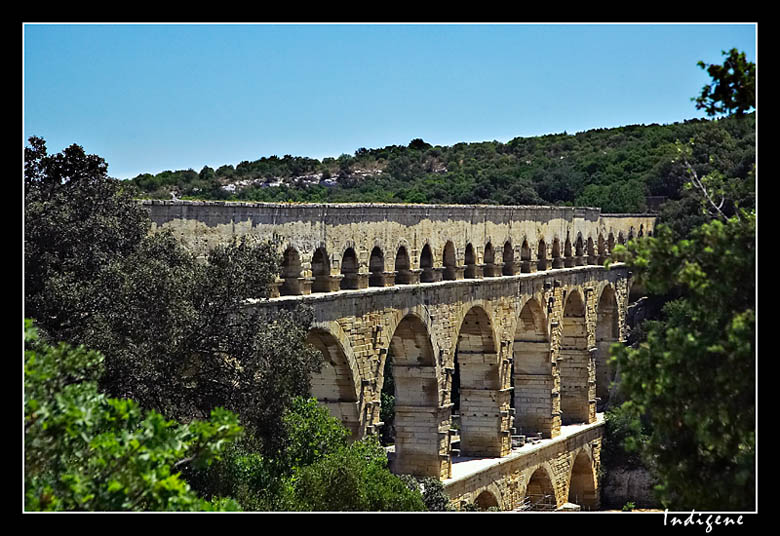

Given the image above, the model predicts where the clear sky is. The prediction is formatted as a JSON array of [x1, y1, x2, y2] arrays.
[[23, 23, 757, 180]]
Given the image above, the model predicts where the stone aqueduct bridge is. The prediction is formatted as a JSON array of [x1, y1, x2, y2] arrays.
[[143, 201, 655, 511]]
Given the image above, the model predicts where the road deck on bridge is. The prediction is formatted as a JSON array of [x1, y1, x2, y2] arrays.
[[445, 412, 605, 484]]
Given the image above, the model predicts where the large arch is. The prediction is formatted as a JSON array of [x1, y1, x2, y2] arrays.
[[454, 305, 505, 457], [513, 298, 554, 438], [559, 290, 593, 425], [568, 451, 598, 510], [595, 286, 619, 409], [387, 314, 442, 477], [306, 327, 361, 439]]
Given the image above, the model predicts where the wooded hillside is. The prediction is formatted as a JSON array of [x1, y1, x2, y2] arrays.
[[128, 112, 754, 215]]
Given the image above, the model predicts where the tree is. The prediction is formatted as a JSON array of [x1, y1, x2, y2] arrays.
[[693, 48, 756, 118], [24, 320, 243, 511], [24, 137, 150, 338], [24, 137, 322, 454], [610, 210, 755, 510]]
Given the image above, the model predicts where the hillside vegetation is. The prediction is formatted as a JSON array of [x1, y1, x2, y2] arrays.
[[129, 113, 754, 216]]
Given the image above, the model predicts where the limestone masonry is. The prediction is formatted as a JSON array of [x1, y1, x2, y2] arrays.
[[143, 200, 655, 511]]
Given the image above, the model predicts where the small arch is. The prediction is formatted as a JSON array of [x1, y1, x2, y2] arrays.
[[537, 239, 548, 271], [280, 246, 302, 295], [574, 234, 585, 265], [502, 241, 515, 276], [552, 237, 563, 268], [617, 232, 625, 245], [443, 241, 457, 280], [340, 247, 359, 290], [311, 246, 331, 293], [420, 244, 434, 282], [520, 239, 532, 273], [564, 233, 573, 267], [395, 245, 412, 284], [586, 237, 596, 264], [607, 233, 615, 256], [638, 224, 644, 238], [369, 246, 385, 287], [484, 242, 497, 277], [597, 235, 606, 263], [474, 490, 500, 511], [464, 243, 477, 279]]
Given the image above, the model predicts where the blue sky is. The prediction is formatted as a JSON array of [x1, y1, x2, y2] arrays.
[[23, 23, 757, 180]]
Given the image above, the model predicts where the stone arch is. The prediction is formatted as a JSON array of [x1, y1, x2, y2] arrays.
[[420, 243, 435, 283], [513, 298, 554, 438], [586, 236, 596, 265], [474, 486, 502, 511], [537, 238, 549, 271], [552, 237, 563, 269], [395, 244, 412, 284], [568, 450, 598, 510], [502, 241, 515, 276], [340, 247, 360, 290], [311, 246, 331, 293], [386, 313, 442, 477], [638, 224, 644, 238], [520, 239, 532, 273], [559, 289, 593, 425], [523, 466, 557, 510], [564, 233, 574, 268], [443, 240, 458, 280], [618, 232, 625, 245], [369, 246, 385, 287], [306, 326, 361, 439], [464, 243, 477, 279], [607, 232, 615, 257], [595, 285, 619, 408], [484, 241, 498, 277], [574, 234, 585, 265], [454, 305, 506, 457], [280, 246, 303, 295], [597, 234, 607, 264]]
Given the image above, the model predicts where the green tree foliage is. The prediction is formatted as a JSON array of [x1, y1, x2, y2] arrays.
[[610, 210, 755, 510], [290, 437, 426, 512], [24, 320, 243, 511], [187, 398, 427, 512], [127, 114, 754, 215], [24, 137, 322, 454], [693, 48, 756, 118]]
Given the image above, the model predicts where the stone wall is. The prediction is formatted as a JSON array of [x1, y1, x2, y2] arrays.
[[143, 201, 651, 492]]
